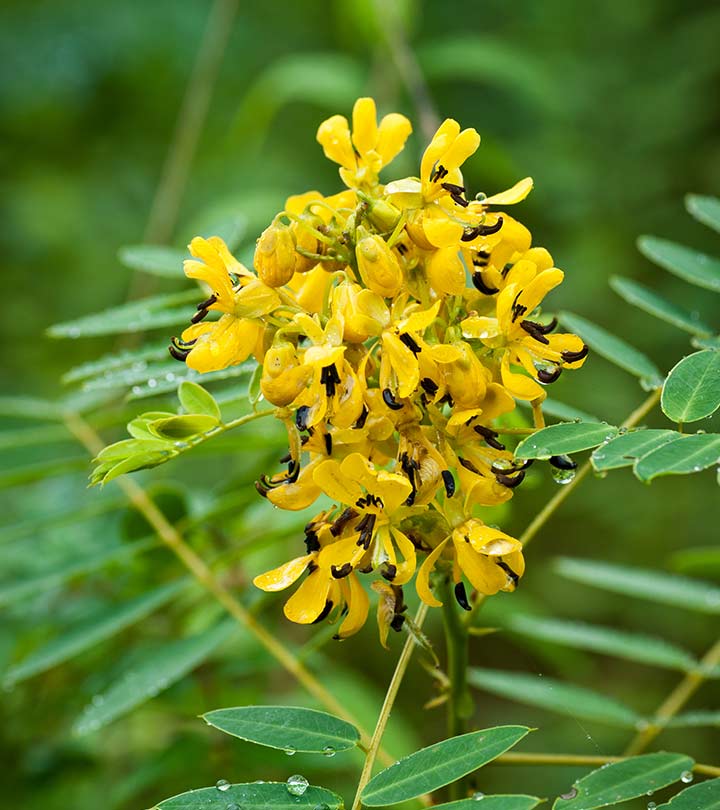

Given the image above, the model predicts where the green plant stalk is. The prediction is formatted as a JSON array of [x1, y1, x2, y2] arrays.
[[439, 576, 474, 801]]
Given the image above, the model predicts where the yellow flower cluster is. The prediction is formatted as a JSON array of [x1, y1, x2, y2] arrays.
[[170, 98, 587, 643]]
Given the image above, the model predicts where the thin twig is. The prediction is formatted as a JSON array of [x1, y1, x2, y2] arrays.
[[351, 603, 430, 810], [623, 637, 720, 756], [496, 752, 720, 778], [62, 409, 394, 763]]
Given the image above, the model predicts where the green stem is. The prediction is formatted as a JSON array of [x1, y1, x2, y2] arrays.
[[439, 576, 473, 800]]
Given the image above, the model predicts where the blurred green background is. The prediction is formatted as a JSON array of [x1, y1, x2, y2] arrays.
[[2, 1, 719, 808]]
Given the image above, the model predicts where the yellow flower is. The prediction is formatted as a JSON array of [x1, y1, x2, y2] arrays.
[[171, 237, 280, 373], [417, 519, 525, 608], [462, 264, 588, 400], [331, 281, 390, 343], [317, 97, 412, 190], [355, 226, 405, 298]]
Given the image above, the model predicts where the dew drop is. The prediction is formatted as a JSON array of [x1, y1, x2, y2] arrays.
[[322, 745, 336, 757], [552, 466, 576, 485], [147, 378, 158, 389], [647, 803, 656, 810], [286, 774, 309, 796], [226, 804, 241, 810], [681, 770, 694, 783], [91, 694, 105, 707], [472, 791, 485, 800], [313, 805, 330, 810], [560, 787, 578, 800], [285, 746, 296, 756], [216, 779, 231, 792], [165, 372, 176, 382], [132, 386, 142, 395]]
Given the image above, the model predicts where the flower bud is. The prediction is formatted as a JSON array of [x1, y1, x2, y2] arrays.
[[290, 215, 324, 274], [355, 227, 403, 298], [365, 197, 401, 232], [254, 222, 297, 287], [260, 342, 311, 406]]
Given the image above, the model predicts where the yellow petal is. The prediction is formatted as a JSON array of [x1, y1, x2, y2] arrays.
[[267, 462, 323, 511], [483, 177, 533, 206], [453, 533, 507, 595], [316, 114, 355, 169], [500, 351, 544, 401], [420, 119, 461, 182], [351, 97, 378, 155], [284, 571, 332, 624], [422, 203, 465, 249], [253, 554, 313, 592], [185, 316, 258, 373], [461, 316, 501, 341], [382, 332, 418, 398], [313, 458, 363, 505], [426, 247, 466, 296], [439, 128, 480, 173], [337, 574, 370, 638], [376, 113, 412, 166], [416, 537, 449, 607], [375, 470, 413, 514], [390, 528, 417, 585]]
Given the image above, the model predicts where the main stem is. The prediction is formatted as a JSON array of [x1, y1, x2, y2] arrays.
[[439, 577, 473, 801], [351, 603, 430, 810]]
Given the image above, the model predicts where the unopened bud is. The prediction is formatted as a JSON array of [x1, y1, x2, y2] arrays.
[[355, 226, 403, 298], [255, 222, 297, 287]]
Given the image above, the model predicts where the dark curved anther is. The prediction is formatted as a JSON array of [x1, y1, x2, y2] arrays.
[[537, 366, 562, 384], [474, 425, 506, 451], [561, 344, 589, 363], [472, 271, 499, 295], [420, 377, 439, 396], [312, 599, 334, 624], [331, 507, 359, 536], [320, 363, 341, 397], [399, 333, 421, 354], [331, 562, 353, 579], [254, 481, 268, 498], [382, 563, 397, 581], [495, 470, 526, 489], [354, 406, 369, 429], [383, 388, 404, 410], [442, 469, 455, 497], [549, 454, 577, 471], [324, 432, 333, 455], [520, 320, 550, 345], [441, 182, 469, 207], [454, 581, 472, 611], [461, 216, 504, 242], [295, 405, 311, 431], [169, 344, 190, 361], [390, 614, 406, 632], [497, 560, 519, 587], [304, 531, 320, 553]]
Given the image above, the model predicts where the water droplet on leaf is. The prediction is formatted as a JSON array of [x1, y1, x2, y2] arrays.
[[560, 787, 578, 800], [681, 770, 693, 783], [322, 745, 336, 757], [285, 746, 296, 756], [552, 466, 576, 485], [286, 775, 309, 796], [216, 779, 231, 792], [472, 791, 484, 800]]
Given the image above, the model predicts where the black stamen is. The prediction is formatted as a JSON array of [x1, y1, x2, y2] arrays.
[[331, 507, 359, 537], [535, 317, 558, 335], [472, 271, 499, 295], [331, 562, 353, 579], [295, 405, 311, 431], [537, 366, 562, 384], [191, 308, 209, 324], [441, 182, 469, 207], [549, 454, 577, 470], [496, 560, 519, 587], [442, 469, 455, 497], [473, 425, 506, 451], [399, 333, 421, 354], [383, 388, 404, 410], [511, 290, 528, 322], [390, 614, 406, 632], [420, 377, 439, 396], [459, 457, 481, 475], [321, 363, 341, 397], [495, 470, 526, 489], [520, 320, 550, 345], [312, 599, 334, 623], [279, 451, 292, 463], [324, 433, 333, 455], [461, 217, 504, 242], [254, 481, 268, 498], [382, 564, 397, 581], [354, 406, 369, 429], [197, 294, 217, 311], [304, 531, 320, 553], [561, 344, 589, 363], [454, 581, 472, 611], [169, 345, 190, 362]]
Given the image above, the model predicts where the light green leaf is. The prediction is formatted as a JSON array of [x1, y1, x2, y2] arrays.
[[94, 450, 172, 485], [4, 580, 188, 686], [127, 363, 252, 400], [666, 711, 720, 728], [361, 726, 531, 806], [47, 290, 199, 338], [515, 422, 618, 460], [0, 538, 156, 607], [62, 343, 169, 384], [73, 618, 234, 734], [427, 798, 542, 810], [591, 429, 680, 472], [148, 414, 220, 440], [154, 782, 343, 810], [668, 546, 720, 578], [609, 276, 712, 336], [661, 351, 720, 422], [519, 398, 599, 424], [0, 457, 88, 489], [555, 557, 720, 613], [553, 752, 694, 810], [638, 236, 720, 293], [0, 424, 72, 450], [0, 396, 62, 421], [178, 381, 221, 421], [657, 778, 720, 809], [559, 311, 663, 388], [202, 705, 360, 753], [634, 433, 720, 481], [118, 244, 188, 277], [81, 360, 182, 393], [686, 193, 720, 234], [503, 614, 697, 672], [468, 668, 640, 728]]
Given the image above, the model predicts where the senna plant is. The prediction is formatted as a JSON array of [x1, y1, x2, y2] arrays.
[[5, 95, 720, 810]]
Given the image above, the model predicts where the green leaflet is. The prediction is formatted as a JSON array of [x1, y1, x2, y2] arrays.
[[47, 289, 200, 338], [555, 558, 720, 613], [553, 752, 694, 810], [4, 579, 189, 686], [661, 350, 720, 422], [427, 798, 542, 810], [503, 614, 698, 672], [154, 782, 343, 810], [515, 422, 618, 459], [202, 705, 360, 753], [178, 381, 222, 421], [657, 778, 720, 809], [638, 236, 720, 293], [73, 618, 235, 734], [591, 429, 679, 472], [361, 726, 531, 806], [609, 275, 712, 336], [633, 433, 720, 481], [468, 668, 640, 728], [118, 244, 188, 277], [559, 311, 663, 388], [686, 193, 720, 234]]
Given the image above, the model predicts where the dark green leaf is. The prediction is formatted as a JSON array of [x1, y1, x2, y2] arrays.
[[591, 430, 679, 472], [468, 668, 640, 728], [4, 580, 188, 686], [148, 414, 220, 439], [638, 236, 720, 293], [552, 752, 694, 810], [202, 705, 359, 753], [154, 782, 343, 810], [686, 193, 720, 234], [609, 276, 712, 336], [47, 290, 199, 338], [668, 546, 720, 578], [178, 381, 221, 420], [555, 558, 720, 613], [503, 614, 697, 672], [559, 312, 663, 388], [515, 422, 618, 460], [634, 433, 720, 481], [427, 798, 542, 810], [661, 351, 720, 422], [361, 726, 531, 806], [73, 619, 235, 734], [657, 778, 720, 809], [118, 244, 188, 277]]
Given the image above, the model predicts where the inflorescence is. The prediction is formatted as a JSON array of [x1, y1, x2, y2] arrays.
[[169, 98, 588, 643]]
